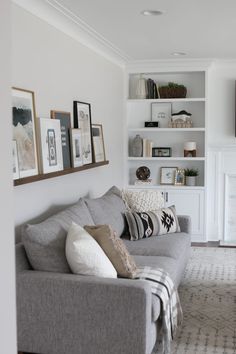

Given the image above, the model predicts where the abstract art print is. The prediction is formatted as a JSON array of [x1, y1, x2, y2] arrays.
[[12, 87, 38, 178], [73, 101, 93, 165], [92, 124, 106, 162], [37, 118, 63, 174]]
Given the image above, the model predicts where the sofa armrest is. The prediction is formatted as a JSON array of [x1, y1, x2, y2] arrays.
[[17, 271, 153, 354], [178, 215, 191, 234]]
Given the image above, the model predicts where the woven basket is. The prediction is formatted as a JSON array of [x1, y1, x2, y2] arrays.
[[159, 86, 187, 98]]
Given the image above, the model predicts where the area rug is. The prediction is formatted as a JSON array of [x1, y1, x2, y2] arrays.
[[172, 247, 236, 354]]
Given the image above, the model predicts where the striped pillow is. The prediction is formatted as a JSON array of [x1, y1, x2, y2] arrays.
[[125, 205, 180, 241]]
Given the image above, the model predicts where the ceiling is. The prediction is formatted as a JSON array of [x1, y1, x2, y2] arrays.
[[50, 0, 236, 61]]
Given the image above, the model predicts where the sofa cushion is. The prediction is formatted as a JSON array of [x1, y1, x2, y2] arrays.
[[66, 223, 117, 278], [122, 189, 164, 212], [22, 199, 94, 273], [123, 232, 191, 260], [125, 206, 180, 241], [84, 186, 127, 237], [84, 224, 137, 279], [134, 255, 178, 322]]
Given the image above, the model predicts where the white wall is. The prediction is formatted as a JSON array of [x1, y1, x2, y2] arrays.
[[12, 5, 125, 238], [207, 61, 236, 241], [0, 0, 17, 352]]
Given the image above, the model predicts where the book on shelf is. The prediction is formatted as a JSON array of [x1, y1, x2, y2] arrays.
[[134, 179, 153, 186], [146, 78, 158, 99], [143, 139, 153, 157]]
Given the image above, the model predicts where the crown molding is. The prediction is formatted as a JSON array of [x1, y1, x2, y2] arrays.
[[12, 0, 130, 68], [125, 59, 214, 73]]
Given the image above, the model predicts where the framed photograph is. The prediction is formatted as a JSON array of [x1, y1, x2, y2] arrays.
[[92, 124, 106, 162], [51, 110, 72, 169], [160, 167, 177, 185], [70, 129, 83, 168], [151, 102, 172, 128], [37, 118, 63, 173], [12, 87, 38, 178], [12, 140, 20, 180], [73, 101, 93, 165], [152, 147, 172, 157], [175, 168, 185, 186]]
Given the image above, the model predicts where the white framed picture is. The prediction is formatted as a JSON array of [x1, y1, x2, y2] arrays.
[[151, 102, 172, 128], [12, 140, 20, 180], [92, 124, 106, 162], [12, 87, 39, 178], [160, 167, 177, 185], [37, 118, 63, 173], [70, 129, 83, 168]]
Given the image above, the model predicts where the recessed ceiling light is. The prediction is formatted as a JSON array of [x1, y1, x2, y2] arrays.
[[172, 52, 187, 56], [141, 10, 164, 16]]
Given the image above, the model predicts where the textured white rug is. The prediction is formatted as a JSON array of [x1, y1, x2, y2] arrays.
[[172, 247, 236, 354]]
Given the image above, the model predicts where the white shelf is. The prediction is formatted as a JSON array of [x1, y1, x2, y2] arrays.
[[128, 128, 205, 132], [128, 157, 206, 161], [127, 184, 205, 190], [127, 98, 206, 103]]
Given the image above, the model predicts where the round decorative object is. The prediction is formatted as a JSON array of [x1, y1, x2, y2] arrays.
[[136, 166, 150, 181]]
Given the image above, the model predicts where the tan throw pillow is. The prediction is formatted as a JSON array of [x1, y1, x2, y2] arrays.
[[84, 224, 137, 279]]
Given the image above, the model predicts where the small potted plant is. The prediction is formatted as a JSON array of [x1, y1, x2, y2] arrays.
[[185, 168, 199, 186], [159, 82, 187, 98]]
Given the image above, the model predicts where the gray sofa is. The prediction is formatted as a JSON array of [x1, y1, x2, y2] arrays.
[[16, 186, 191, 354]]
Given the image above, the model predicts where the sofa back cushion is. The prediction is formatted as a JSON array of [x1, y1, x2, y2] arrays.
[[22, 199, 94, 273], [84, 186, 127, 237]]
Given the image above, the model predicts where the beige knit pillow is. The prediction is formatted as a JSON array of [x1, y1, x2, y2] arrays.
[[84, 224, 137, 279], [122, 189, 164, 213]]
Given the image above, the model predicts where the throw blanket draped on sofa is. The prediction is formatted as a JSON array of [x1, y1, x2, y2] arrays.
[[136, 267, 183, 354]]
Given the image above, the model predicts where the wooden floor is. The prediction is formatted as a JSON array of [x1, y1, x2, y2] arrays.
[[192, 241, 236, 248]]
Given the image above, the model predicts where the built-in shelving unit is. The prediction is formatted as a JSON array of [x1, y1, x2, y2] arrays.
[[14, 160, 109, 186], [125, 65, 209, 241]]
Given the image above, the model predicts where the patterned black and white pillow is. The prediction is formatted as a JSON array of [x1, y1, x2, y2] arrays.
[[125, 205, 180, 241]]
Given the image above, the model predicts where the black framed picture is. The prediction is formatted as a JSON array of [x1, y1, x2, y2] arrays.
[[73, 101, 93, 165], [152, 147, 172, 157], [51, 110, 72, 169]]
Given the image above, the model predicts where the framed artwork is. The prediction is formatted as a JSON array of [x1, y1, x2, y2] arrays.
[[12, 87, 38, 178], [92, 124, 106, 162], [12, 140, 20, 180], [160, 167, 177, 185], [51, 110, 72, 169], [152, 147, 172, 157], [151, 102, 172, 128], [73, 101, 93, 165], [175, 168, 185, 186], [70, 129, 83, 168], [37, 118, 63, 173]]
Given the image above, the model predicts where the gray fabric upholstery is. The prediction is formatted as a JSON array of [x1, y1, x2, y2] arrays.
[[178, 215, 192, 234], [123, 232, 191, 260], [15, 243, 31, 273], [22, 199, 94, 273], [16, 271, 155, 354], [84, 186, 127, 237]]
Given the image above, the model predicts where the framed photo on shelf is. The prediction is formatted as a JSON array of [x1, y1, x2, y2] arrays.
[[151, 102, 172, 128], [70, 129, 83, 168], [12, 140, 20, 180], [152, 147, 172, 157], [73, 101, 93, 165], [160, 167, 177, 185], [92, 124, 106, 162], [12, 87, 38, 178], [51, 110, 72, 169], [174, 168, 185, 186], [37, 118, 63, 174]]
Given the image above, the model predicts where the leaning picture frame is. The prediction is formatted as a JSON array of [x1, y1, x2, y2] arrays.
[[73, 101, 93, 165], [70, 128, 83, 168], [174, 168, 185, 186], [92, 124, 106, 162], [160, 166, 177, 185], [12, 87, 39, 178], [151, 102, 172, 128]]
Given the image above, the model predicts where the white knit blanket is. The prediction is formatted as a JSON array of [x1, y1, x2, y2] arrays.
[[136, 266, 183, 354]]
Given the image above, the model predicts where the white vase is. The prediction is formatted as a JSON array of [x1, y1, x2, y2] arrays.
[[136, 75, 147, 99], [186, 176, 197, 186]]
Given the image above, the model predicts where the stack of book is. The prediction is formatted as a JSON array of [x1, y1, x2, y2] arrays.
[[143, 139, 153, 157], [134, 179, 153, 186]]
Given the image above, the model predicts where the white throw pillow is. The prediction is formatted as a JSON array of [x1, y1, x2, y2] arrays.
[[65, 222, 117, 278], [122, 189, 164, 213]]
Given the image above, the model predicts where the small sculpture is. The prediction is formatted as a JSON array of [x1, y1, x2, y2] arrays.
[[136, 166, 150, 180]]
